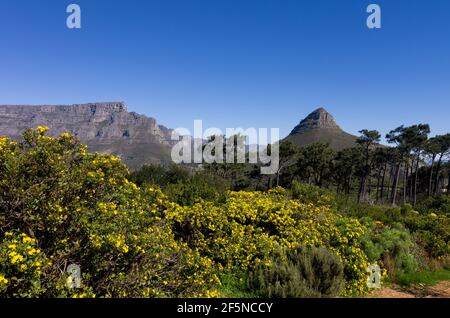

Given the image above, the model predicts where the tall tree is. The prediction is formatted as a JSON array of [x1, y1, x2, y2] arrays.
[[296, 142, 334, 187], [386, 126, 409, 206], [446, 163, 450, 194], [432, 133, 450, 194], [333, 148, 362, 195], [408, 124, 430, 206], [373, 147, 391, 203], [424, 137, 441, 196], [356, 130, 381, 203], [275, 141, 299, 186]]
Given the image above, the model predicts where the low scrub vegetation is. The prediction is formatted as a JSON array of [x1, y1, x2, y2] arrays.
[[249, 246, 345, 298], [0, 128, 449, 298]]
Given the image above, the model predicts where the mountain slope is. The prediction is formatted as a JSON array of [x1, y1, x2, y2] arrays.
[[285, 107, 357, 150], [0, 102, 174, 169]]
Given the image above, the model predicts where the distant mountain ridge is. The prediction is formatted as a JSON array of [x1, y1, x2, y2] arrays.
[[0, 103, 359, 169], [285, 107, 357, 150], [0, 102, 174, 169]]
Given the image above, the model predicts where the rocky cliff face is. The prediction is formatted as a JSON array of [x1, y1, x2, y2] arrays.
[[286, 107, 357, 150], [289, 107, 341, 134], [0, 102, 174, 168]]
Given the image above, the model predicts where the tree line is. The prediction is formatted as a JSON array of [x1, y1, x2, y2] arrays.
[[200, 124, 450, 207]]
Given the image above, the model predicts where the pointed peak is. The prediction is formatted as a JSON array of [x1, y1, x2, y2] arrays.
[[312, 107, 330, 114], [290, 106, 341, 134]]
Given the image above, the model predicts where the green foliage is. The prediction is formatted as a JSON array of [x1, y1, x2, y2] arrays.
[[340, 204, 404, 224], [342, 201, 450, 271], [218, 270, 258, 298], [165, 188, 372, 296], [0, 231, 51, 297], [130, 164, 190, 187], [290, 180, 336, 208], [405, 213, 450, 259], [396, 268, 450, 287], [0, 128, 218, 298], [295, 142, 335, 187], [1, 128, 449, 298], [400, 204, 415, 216], [415, 195, 450, 215], [362, 223, 418, 276], [131, 165, 230, 206], [164, 172, 228, 206], [249, 247, 345, 298]]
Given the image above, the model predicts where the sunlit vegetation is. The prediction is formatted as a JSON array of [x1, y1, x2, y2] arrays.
[[0, 127, 449, 298]]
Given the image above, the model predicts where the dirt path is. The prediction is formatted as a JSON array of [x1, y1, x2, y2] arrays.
[[370, 281, 450, 298]]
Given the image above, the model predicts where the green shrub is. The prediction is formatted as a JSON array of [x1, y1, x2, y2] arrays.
[[164, 172, 228, 206], [415, 195, 450, 215], [0, 128, 219, 298], [405, 214, 450, 259], [248, 247, 345, 298], [0, 231, 51, 297], [131, 165, 230, 206], [362, 223, 418, 276], [345, 201, 449, 273], [401, 204, 415, 216], [396, 268, 450, 286], [340, 203, 404, 224], [130, 164, 190, 187], [165, 189, 372, 296], [218, 270, 258, 298], [290, 180, 336, 208]]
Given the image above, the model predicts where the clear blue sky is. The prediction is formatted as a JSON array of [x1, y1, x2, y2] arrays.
[[0, 0, 449, 142]]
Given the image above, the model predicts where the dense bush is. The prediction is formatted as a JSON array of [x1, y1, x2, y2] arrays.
[[341, 204, 404, 224], [0, 232, 51, 297], [290, 180, 336, 208], [343, 202, 450, 272], [131, 165, 230, 206], [415, 195, 450, 215], [4, 128, 446, 298], [163, 172, 228, 206], [362, 222, 418, 276], [165, 188, 372, 296], [0, 128, 218, 297], [0, 129, 372, 297], [404, 214, 450, 259], [129, 164, 190, 187], [249, 247, 345, 298]]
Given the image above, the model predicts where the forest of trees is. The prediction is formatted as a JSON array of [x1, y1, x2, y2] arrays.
[[188, 124, 450, 208]]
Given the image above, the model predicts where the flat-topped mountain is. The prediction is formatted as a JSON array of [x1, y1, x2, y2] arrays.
[[0, 102, 174, 169], [285, 107, 357, 150]]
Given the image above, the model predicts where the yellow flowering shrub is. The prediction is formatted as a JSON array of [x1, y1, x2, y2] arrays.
[[165, 188, 372, 296], [0, 128, 375, 298], [0, 231, 50, 297], [0, 128, 218, 298]]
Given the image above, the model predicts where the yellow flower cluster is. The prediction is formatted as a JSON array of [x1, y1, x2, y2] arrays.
[[0, 137, 7, 151], [165, 189, 373, 295], [37, 125, 50, 135], [1, 129, 221, 298], [1, 232, 51, 295], [0, 274, 8, 286], [0, 136, 16, 155], [59, 132, 72, 139], [0, 129, 382, 297], [108, 234, 130, 254]]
